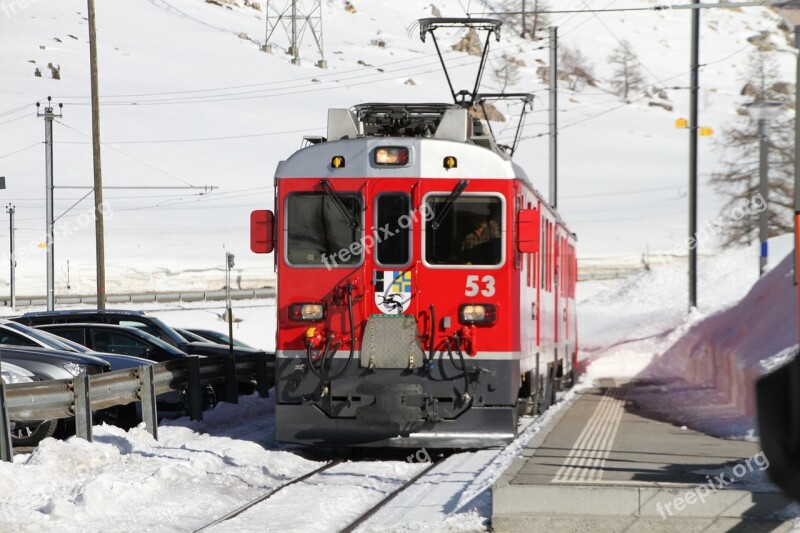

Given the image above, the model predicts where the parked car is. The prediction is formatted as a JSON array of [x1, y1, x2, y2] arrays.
[[36, 324, 217, 421], [1, 361, 35, 384], [16, 309, 273, 392], [178, 328, 256, 350], [36, 323, 189, 363], [0, 345, 110, 446], [0, 319, 212, 430], [0, 361, 50, 448], [0, 319, 154, 372], [15, 309, 271, 361], [174, 328, 209, 343]]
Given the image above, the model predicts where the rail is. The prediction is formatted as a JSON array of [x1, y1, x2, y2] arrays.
[[0, 352, 274, 462]]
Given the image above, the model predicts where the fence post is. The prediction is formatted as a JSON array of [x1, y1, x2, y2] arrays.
[[224, 354, 238, 404], [186, 356, 203, 422], [256, 353, 270, 398], [0, 382, 12, 462], [139, 365, 158, 441], [74, 373, 93, 442]]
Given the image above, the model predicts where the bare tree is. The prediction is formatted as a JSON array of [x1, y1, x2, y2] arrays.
[[559, 44, 595, 90], [492, 53, 522, 92], [494, 0, 550, 39], [607, 40, 646, 100], [709, 50, 794, 246]]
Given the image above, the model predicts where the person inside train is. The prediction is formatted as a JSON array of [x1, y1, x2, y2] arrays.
[[460, 211, 501, 265]]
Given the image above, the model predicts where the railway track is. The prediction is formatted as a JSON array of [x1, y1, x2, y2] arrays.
[[192, 455, 441, 532], [194, 459, 345, 532], [339, 459, 441, 532]]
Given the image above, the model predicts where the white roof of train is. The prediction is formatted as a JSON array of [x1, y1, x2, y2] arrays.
[[275, 103, 533, 183]]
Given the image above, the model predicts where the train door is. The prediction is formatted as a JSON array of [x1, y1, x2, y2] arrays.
[[366, 180, 418, 320]]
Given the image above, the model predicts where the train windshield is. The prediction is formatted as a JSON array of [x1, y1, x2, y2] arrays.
[[424, 195, 503, 266], [375, 193, 411, 266], [286, 192, 363, 266]]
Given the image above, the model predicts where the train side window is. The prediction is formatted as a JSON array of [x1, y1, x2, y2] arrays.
[[375, 193, 411, 266], [285, 192, 363, 267]]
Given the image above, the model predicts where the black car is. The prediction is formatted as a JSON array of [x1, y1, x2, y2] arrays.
[[36, 323, 189, 363], [15, 309, 270, 360], [16, 309, 273, 393], [177, 328, 256, 350], [14, 309, 189, 347], [0, 318, 156, 372]]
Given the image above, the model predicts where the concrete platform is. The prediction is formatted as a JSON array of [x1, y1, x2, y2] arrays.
[[492, 379, 796, 532]]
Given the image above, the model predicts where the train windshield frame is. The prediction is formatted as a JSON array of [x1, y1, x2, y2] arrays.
[[374, 192, 412, 267], [284, 192, 364, 267], [422, 193, 505, 268]]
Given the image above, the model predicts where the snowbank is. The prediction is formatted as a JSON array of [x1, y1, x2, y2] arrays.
[[634, 252, 798, 437], [579, 236, 798, 438]]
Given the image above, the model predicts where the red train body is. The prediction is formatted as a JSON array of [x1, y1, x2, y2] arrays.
[[252, 102, 577, 448]]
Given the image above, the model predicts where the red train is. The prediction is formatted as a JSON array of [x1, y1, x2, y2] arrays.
[[250, 19, 577, 448]]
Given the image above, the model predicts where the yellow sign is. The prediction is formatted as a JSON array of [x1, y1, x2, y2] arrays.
[[37, 242, 46, 249], [699, 127, 714, 137], [675, 118, 688, 129]]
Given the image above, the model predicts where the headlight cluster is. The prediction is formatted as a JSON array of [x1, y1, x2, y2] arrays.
[[290, 302, 325, 321], [62, 362, 88, 377], [0, 370, 32, 385], [459, 304, 497, 325]]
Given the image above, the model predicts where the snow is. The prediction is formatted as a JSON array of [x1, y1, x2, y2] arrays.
[[0, 242, 796, 531], [578, 234, 798, 438], [0, 0, 799, 530]]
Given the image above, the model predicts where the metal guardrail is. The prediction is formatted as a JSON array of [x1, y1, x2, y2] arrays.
[[0, 352, 274, 461], [0, 287, 276, 308]]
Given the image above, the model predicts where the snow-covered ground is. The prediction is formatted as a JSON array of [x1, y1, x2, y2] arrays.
[[0, 241, 795, 532]]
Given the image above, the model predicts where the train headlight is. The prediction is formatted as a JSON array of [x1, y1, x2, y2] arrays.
[[459, 304, 496, 325], [290, 302, 325, 321], [375, 146, 409, 166]]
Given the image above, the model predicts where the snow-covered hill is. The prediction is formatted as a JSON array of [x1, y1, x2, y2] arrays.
[[0, 0, 793, 295]]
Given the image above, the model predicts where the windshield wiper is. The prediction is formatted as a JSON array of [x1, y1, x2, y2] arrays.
[[431, 179, 469, 230], [319, 179, 359, 228]]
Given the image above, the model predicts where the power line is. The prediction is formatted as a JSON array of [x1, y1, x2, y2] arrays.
[[0, 143, 40, 159], [481, 1, 786, 15], [55, 120, 203, 187], [53, 125, 319, 145]]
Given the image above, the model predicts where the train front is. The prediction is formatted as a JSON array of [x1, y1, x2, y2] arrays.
[[251, 104, 537, 448]]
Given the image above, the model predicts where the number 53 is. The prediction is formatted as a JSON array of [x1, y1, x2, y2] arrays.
[[465, 275, 496, 297]]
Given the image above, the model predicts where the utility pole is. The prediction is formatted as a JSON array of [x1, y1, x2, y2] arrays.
[[521, 0, 526, 38], [745, 102, 782, 275], [549, 26, 558, 209], [688, 0, 699, 310], [36, 97, 62, 311], [224, 251, 238, 405], [759, 116, 769, 276], [226, 251, 235, 356], [88, 0, 106, 309], [6, 205, 14, 310]]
